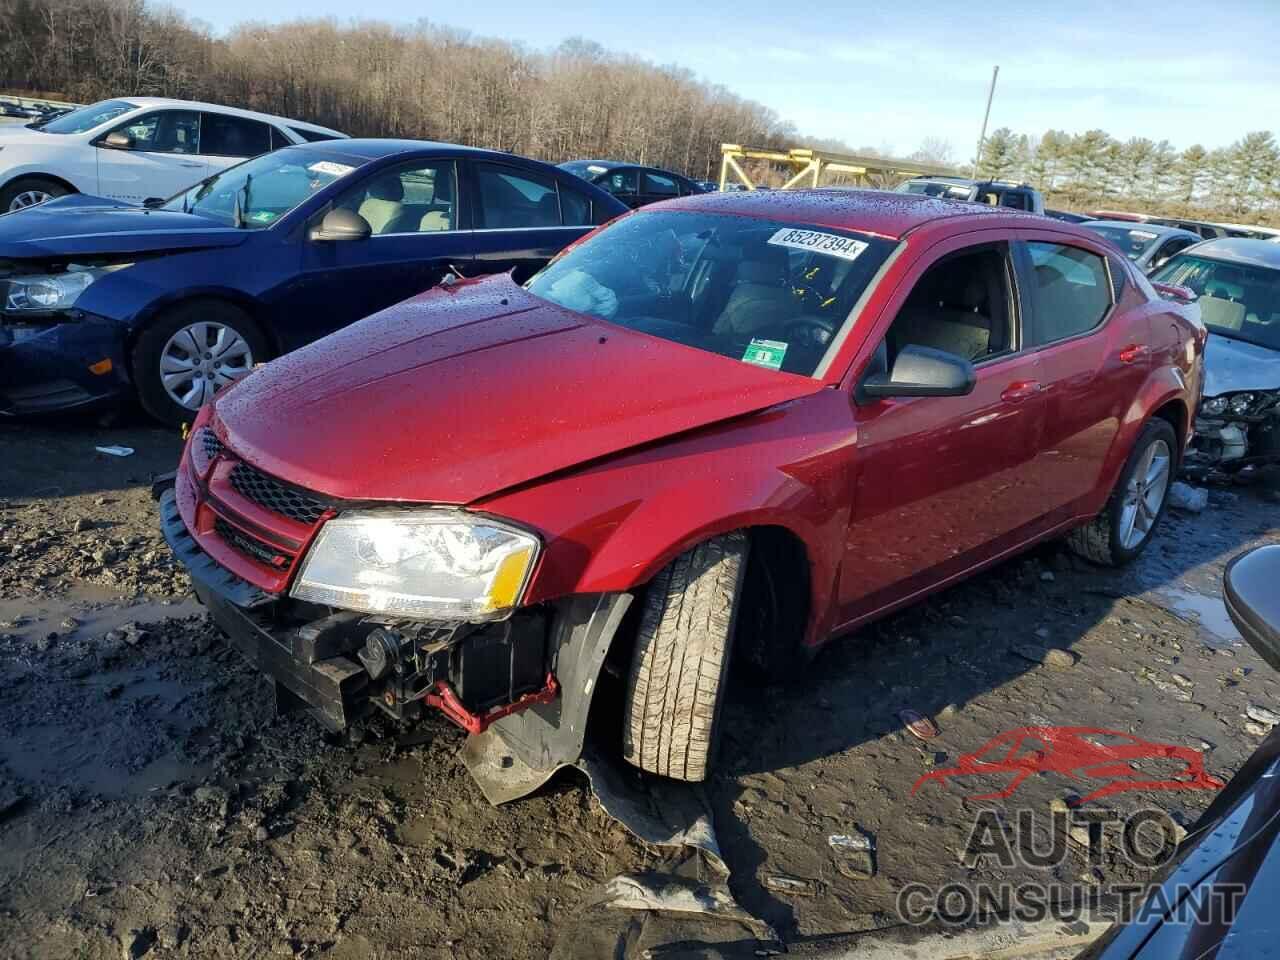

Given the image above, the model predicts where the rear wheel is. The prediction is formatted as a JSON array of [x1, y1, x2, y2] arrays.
[[132, 301, 268, 426], [1, 176, 72, 213], [622, 532, 748, 782], [1068, 419, 1177, 566]]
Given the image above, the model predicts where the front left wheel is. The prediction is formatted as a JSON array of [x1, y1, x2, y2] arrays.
[[132, 300, 268, 426], [622, 532, 749, 782], [1, 176, 72, 213]]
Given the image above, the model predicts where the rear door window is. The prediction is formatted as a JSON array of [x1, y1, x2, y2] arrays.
[[200, 113, 273, 159], [643, 171, 679, 198], [1024, 242, 1113, 346], [475, 163, 560, 229], [558, 184, 592, 226]]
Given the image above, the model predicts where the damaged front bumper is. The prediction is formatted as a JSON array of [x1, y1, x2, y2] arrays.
[[159, 488, 631, 795], [0, 313, 130, 415], [1185, 409, 1280, 480]]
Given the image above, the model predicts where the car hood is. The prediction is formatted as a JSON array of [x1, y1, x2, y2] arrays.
[[0, 194, 250, 260], [214, 274, 825, 505], [1204, 333, 1280, 397]]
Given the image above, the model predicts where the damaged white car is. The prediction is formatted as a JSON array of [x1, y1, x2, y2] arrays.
[[1151, 238, 1280, 480]]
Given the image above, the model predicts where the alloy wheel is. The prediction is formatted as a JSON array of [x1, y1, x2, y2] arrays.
[[8, 189, 53, 212], [1119, 438, 1172, 550], [160, 321, 255, 410]]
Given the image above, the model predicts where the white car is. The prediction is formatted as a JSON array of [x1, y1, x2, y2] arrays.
[[0, 98, 345, 213]]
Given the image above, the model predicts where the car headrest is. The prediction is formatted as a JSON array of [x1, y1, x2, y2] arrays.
[[365, 176, 404, 203], [736, 260, 783, 285]]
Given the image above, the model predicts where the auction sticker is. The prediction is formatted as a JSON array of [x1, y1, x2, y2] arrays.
[[743, 338, 788, 370], [768, 227, 868, 261]]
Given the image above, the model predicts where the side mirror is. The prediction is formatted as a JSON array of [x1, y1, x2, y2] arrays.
[[1224, 545, 1280, 672], [859, 344, 976, 400], [142, 197, 165, 209], [309, 208, 371, 242], [101, 131, 133, 150]]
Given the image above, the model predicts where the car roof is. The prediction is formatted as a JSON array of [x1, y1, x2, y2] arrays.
[[561, 159, 631, 171], [1186, 237, 1280, 270], [1085, 220, 1199, 238], [655, 188, 1044, 240], [285, 139, 565, 164], [561, 159, 687, 178], [123, 97, 345, 137]]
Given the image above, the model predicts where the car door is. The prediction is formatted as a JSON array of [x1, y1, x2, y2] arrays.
[[198, 113, 274, 175], [466, 160, 596, 282], [94, 109, 206, 203], [1013, 232, 1147, 522], [838, 234, 1049, 627], [291, 158, 471, 341]]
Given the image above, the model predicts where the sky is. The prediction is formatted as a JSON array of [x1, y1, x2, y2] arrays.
[[165, 0, 1278, 160]]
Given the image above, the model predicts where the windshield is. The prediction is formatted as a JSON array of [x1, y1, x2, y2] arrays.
[[525, 210, 897, 377], [163, 147, 365, 228], [1152, 254, 1280, 351], [36, 99, 137, 134], [1086, 224, 1161, 261]]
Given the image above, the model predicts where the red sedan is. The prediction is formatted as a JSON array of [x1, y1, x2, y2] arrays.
[[161, 190, 1204, 793]]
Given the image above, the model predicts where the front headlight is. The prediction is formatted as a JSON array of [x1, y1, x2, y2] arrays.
[[3, 264, 131, 313], [1228, 393, 1256, 416], [290, 510, 540, 621], [1201, 395, 1228, 416]]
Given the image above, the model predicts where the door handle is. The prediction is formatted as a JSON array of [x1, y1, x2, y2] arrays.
[[1001, 380, 1042, 403], [1118, 343, 1150, 364], [179, 161, 203, 168]]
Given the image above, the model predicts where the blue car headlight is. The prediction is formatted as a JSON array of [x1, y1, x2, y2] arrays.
[[3, 264, 132, 314]]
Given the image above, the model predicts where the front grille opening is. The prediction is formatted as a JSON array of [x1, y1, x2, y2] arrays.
[[214, 516, 295, 570], [200, 427, 223, 462], [229, 463, 327, 524]]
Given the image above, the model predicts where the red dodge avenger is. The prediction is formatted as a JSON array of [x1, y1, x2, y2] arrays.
[[161, 189, 1204, 795]]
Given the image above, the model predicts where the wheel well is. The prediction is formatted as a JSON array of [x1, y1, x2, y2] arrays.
[[125, 295, 277, 370], [607, 525, 813, 681], [1151, 399, 1187, 463], [738, 526, 811, 677], [2, 172, 78, 196]]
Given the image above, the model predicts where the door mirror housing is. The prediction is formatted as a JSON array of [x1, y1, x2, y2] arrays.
[[101, 131, 133, 150], [142, 197, 165, 209], [1224, 545, 1280, 672], [859, 345, 977, 400], [309, 208, 372, 242]]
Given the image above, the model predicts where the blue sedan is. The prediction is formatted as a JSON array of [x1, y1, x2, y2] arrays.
[[0, 140, 626, 424]]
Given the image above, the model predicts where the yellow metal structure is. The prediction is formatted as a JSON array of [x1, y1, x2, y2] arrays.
[[718, 144, 956, 191]]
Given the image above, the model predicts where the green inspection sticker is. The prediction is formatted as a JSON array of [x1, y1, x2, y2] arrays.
[[250, 210, 277, 224], [742, 338, 788, 371]]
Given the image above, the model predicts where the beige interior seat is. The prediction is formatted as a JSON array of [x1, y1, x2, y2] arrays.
[[714, 259, 797, 335], [357, 176, 404, 235], [1199, 295, 1247, 330]]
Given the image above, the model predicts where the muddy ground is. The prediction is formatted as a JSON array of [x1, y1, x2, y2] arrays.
[[1, 415, 1278, 960]]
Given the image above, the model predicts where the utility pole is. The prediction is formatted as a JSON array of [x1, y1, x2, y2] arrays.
[[972, 65, 999, 179]]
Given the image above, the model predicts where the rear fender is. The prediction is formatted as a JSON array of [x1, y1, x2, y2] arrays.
[[1089, 366, 1189, 515]]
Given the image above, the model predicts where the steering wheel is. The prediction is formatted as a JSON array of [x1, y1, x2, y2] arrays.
[[782, 315, 838, 349]]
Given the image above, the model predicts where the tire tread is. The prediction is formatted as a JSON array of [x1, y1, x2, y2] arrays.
[[623, 532, 748, 781]]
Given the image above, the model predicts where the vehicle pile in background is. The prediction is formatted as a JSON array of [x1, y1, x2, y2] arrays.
[[1, 94, 1277, 489]]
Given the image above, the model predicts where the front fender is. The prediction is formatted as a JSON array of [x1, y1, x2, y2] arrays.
[[477, 390, 859, 647], [0, 161, 89, 197]]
